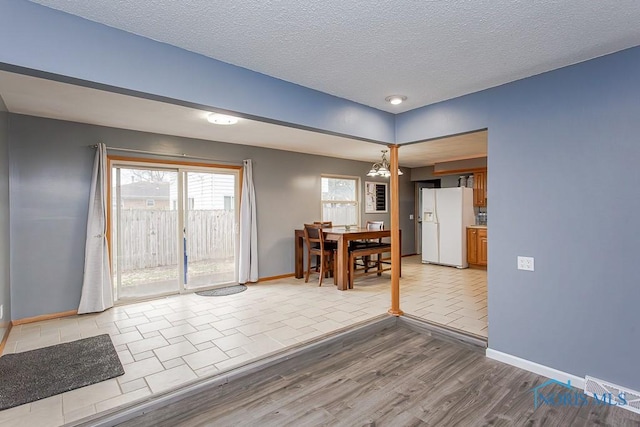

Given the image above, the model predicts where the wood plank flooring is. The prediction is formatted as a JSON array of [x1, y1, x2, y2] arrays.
[[119, 326, 640, 427]]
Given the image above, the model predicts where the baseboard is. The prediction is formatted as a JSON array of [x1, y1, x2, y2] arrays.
[[257, 273, 295, 282], [0, 322, 12, 355], [399, 314, 487, 353], [486, 348, 585, 389], [401, 253, 417, 257], [12, 309, 78, 326]]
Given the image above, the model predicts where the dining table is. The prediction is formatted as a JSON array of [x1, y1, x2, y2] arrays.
[[294, 227, 401, 291]]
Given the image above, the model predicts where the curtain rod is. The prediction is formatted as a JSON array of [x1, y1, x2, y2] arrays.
[[89, 144, 243, 166]]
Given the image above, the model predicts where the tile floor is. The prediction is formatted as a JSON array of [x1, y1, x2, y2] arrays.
[[0, 256, 486, 426]]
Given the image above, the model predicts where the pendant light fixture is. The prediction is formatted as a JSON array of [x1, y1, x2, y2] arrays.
[[367, 150, 403, 178]]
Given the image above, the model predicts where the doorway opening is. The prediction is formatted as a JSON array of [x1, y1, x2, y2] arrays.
[[402, 129, 488, 339], [109, 159, 240, 302]]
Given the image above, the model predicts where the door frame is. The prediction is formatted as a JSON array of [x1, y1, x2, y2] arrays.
[[107, 156, 242, 302]]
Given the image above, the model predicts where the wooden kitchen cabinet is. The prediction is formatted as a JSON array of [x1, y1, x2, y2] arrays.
[[477, 228, 487, 265], [467, 228, 478, 264], [467, 227, 487, 267], [473, 170, 487, 207]]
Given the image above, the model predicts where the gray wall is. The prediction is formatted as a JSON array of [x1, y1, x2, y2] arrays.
[[398, 46, 640, 391], [0, 106, 10, 337], [8, 114, 414, 320]]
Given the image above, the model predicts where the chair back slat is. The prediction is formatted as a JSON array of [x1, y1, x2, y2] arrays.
[[303, 223, 324, 251], [365, 221, 384, 243], [366, 221, 384, 231], [314, 221, 333, 228]]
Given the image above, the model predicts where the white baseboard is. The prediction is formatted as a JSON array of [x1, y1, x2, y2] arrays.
[[486, 348, 585, 389]]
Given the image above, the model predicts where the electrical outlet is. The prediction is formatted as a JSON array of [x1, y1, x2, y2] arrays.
[[0, 304, 3, 319], [517, 256, 534, 271], [409, 214, 414, 220]]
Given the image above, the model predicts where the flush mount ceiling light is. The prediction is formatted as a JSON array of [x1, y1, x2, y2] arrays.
[[207, 113, 238, 125], [385, 95, 407, 105], [367, 150, 403, 178]]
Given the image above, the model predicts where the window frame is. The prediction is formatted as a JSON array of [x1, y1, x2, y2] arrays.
[[320, 174, 361, 227]]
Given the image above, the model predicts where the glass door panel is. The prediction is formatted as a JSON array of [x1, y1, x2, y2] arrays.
[[184, 171, 237, 289], [112, 166, 180, 300]]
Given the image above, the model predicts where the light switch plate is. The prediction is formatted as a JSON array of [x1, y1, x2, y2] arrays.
[[517, 256, 534, 271]]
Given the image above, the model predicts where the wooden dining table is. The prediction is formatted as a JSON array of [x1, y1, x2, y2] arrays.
[[294, 227, 400, 291]]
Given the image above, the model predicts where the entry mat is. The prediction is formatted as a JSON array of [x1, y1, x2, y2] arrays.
[[0, 334, 124, 410], [196, 284, 248, 297]]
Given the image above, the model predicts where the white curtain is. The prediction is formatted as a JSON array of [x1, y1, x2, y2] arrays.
[[239, 159, 258, 283], [78, 143, 114, 314]]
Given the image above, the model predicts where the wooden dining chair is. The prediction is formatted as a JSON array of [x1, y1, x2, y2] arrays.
[[355, 221, 386, 270], [303, 223, 336, 286], [348, 221, 391, 288], [312, 221, 336, 270]]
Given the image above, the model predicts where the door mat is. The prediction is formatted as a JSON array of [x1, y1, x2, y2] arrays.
[[0, 334, 124, 410], [196, 285, 247, 297]]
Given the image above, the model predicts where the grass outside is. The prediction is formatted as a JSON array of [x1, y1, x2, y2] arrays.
[[119, 258, 235, 287]]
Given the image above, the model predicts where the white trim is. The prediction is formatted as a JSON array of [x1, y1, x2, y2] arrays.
[[320, 174, 361, 226], [486, 348, 585, 389]]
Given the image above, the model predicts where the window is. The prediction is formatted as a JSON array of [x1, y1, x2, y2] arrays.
[[321, 176, 359, 226], [145, 199, 155, 207]]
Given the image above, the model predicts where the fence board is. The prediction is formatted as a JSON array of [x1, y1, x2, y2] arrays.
[[117, 209, 235, 271]]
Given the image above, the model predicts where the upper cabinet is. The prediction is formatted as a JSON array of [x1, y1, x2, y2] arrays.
[[473, 169, 487, 207]]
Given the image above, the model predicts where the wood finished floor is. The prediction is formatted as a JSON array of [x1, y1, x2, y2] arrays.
[[119, 326, 640, 427]]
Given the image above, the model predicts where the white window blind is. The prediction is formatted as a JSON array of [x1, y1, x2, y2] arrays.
[[321, 176, 359, 226]]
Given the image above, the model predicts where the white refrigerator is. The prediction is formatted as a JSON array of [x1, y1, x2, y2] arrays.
[[421, 187, 475, 268]]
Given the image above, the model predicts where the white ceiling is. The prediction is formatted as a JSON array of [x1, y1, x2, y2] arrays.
[[0, 71, 486, 168], [27, 0, 640, 113]]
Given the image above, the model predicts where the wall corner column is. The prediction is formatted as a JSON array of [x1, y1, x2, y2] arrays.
[[388, 144, 403, 316]]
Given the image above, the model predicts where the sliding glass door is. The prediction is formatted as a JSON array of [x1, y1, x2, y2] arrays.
[[111, 162, 239, 301], [184, 171, 237, 289]]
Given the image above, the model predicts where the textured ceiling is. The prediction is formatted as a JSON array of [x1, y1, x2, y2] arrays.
[[27, 0, 640, 113]]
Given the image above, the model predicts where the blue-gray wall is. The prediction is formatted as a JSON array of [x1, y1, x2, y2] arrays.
[[398, 46, 640, 391], [0, 0, 394, 143], [0, 105, 10, 338], [7, 114, 415, 320]]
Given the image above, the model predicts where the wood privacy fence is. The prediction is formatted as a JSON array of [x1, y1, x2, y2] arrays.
[[117, 209, 235, 271]]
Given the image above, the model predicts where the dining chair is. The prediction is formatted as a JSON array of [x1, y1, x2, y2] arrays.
[[348, 221, 391, 288], [354, 221, 385, 270], [303, 223, 336, 286], [312, 221, 336, 270], [349, 220, 383, 256]]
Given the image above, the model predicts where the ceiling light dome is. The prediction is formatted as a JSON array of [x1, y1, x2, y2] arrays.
[[207, 113, 238, 125], [385, 95, 407, 105]]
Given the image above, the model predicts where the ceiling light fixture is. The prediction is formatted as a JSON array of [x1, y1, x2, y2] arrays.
[[367, 150, 403, 178], [207, 113, 238, 125], [385, 95, 407, 105]]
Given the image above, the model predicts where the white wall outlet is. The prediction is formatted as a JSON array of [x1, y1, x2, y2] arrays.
[[517, 256, 534, 271], [0, 304, 3, 319], [409, 214, 414, 220]]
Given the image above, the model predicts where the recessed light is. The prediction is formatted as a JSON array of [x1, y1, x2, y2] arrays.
[[207, 113, 238, 125], [385, 95, 407, 105]]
